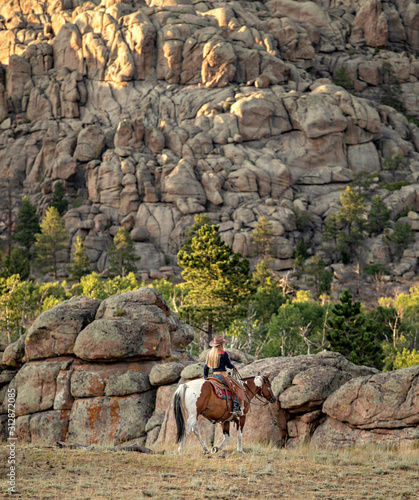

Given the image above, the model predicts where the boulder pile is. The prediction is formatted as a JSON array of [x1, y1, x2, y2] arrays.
[[0, 288, 194, 446], [158, 352, 419, 448], [1, 291, 417, 449]]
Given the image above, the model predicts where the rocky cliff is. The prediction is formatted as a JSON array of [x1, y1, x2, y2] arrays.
[[1, 0, 419, 280], [1, 290, 417, 448]]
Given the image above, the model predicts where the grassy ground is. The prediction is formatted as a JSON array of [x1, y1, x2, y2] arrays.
[[1, 441, 418, 499]]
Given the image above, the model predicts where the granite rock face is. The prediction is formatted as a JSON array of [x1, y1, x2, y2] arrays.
[[1, 0, 419, 283], [1, 303, 418, 448], [0, 287, 194, 446]]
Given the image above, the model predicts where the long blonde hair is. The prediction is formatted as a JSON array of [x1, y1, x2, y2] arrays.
[[206, 342, 225, 368]]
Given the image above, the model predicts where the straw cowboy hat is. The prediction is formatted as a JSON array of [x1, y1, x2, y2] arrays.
[[209, 335, 226, 347]]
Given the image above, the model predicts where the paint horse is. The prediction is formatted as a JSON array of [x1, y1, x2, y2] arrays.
[[173, 373, 276, 454]]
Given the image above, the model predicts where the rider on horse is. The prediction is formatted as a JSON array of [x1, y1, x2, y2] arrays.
[[204, 335, 245, 416]]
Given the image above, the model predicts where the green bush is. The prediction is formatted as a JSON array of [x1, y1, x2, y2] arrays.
[[333, 66, 355, 91], [379, 181, 410, 191], [364, 263, 389, 277], [406, 114, 419, 127]]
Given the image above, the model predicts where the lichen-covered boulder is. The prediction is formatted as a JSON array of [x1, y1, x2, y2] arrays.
[[73, 317, 171, 361], [311, 417, 419, 449], [66, 392, 155, 446], [2, 334, 27, 367], [266, 351, 377, 413], [25, 296, 101, 361], [149, 361, 184, 386], [322, 365, 419, 429], [180, 363, 205, 380], [14, 357, 73, 416], [70, 361, 153, 398], [73, 288, 193, 361], [16, 410, 70, 446]]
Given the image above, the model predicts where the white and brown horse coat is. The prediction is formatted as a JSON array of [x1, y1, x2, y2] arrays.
[[174, 374, 275, 454]]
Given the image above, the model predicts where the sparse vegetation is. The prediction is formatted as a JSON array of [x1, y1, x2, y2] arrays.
[[380, 61, 406, 112], [1, 443, 417, 499], [380, 181, 410, 191], [333, 66, 355, 92]]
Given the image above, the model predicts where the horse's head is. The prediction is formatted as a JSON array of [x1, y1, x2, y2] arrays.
[[254, 372, 276, 404]]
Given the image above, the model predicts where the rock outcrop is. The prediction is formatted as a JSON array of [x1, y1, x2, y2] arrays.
[[312, 365, 419, 447], [0, 287, 194, 446], [1, 295, 417, 448], [0, 0, 419, 288], [157, 351, 418, 448]]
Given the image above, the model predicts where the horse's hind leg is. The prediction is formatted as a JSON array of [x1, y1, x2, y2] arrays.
[[178, 421, 188, 453], [211, 422, 230, 454], [190, 417, 210, 455]]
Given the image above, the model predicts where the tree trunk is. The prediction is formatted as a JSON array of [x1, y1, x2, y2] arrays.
[[206, 320, 213, 348]]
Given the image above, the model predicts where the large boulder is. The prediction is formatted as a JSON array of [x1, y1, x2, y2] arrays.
[[322, 365, 419, 429], [66, 392, 156, 446], [2, 287, 195, 446], [70, 361, 153, 398], [73, 288, 192, 361], [14, 357, 73, 416], [149, 361, 184, 386], [311, 417, 419, 449], [25, 296, 101, 361], [16, 410, 70, 446]]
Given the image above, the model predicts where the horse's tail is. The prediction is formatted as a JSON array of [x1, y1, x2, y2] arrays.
[[174, 383, 187, 444]]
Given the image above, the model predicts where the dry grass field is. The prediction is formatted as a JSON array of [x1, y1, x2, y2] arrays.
[[1, 441, 418, 499]]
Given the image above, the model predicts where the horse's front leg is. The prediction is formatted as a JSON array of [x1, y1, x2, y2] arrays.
[[211, 422, 230, 454], [237, 416, 246, 454]]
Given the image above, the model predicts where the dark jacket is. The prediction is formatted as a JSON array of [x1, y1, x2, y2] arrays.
[[204, 351, 235, 378]]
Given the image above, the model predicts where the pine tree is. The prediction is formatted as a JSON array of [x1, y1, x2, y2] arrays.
[[180, 213, 211, 254], [34, 207, 69, 279], [338, 186, 367, 249], [386, 220, 414, 256], [67, 236, 91, 281], [305, 256, 331, 296], [326, 289, 383, 368], [367, 195, 390, 235], [251, 217, 274, 258], [0, 248, 30, 280], [50, 181, 68, 216], [323, 213, 340, 261], [108, 227, 140, 277], [13, 196, 40, 255], [325, 186, 367, 263], [177, 224, 253, 346], [382, 154, 408, 182]]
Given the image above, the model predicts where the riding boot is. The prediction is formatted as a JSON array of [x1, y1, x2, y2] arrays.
[[221, 373, 248, 416]]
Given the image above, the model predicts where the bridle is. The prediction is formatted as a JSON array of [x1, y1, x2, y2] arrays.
[[235, 370, 276, 407]]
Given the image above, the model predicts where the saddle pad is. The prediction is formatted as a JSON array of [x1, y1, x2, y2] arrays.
[[207, 380, 232, 400]]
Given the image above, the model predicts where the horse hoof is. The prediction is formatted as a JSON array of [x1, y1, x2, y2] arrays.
[[211, 447, 219, 454]]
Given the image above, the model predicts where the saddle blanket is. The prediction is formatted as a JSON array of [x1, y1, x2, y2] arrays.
[[207, 380, 232, 400]]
